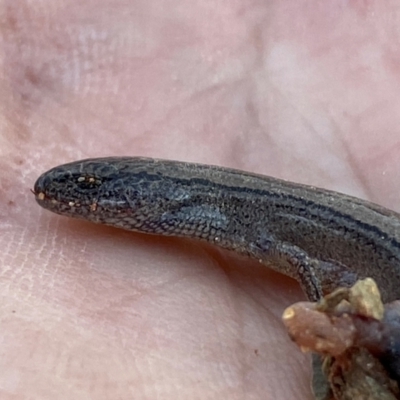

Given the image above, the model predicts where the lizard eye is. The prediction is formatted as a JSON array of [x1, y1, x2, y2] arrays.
[[75, 175, 102, 189]]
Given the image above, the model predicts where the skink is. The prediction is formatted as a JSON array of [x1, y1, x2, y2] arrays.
[[34, 157, 400, 398], [33, 157, 400, 303]]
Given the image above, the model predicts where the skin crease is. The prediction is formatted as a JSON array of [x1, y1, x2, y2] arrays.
[[2, 1, 400, 400]]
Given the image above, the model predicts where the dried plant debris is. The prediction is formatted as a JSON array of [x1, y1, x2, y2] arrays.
[[282, 278, 400, 400]]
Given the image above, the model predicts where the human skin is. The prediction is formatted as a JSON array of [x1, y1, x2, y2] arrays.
[[2, 1, 400, 399]]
